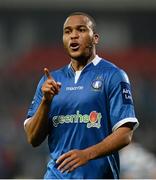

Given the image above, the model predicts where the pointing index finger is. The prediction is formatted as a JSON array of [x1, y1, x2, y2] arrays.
[[44, 67, 52, 79]]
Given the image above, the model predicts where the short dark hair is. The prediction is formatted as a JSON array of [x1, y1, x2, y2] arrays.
[[67, 12, 97, 33]]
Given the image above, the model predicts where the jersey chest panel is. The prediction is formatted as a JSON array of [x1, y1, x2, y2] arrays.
[[50, 70, 106, 117]]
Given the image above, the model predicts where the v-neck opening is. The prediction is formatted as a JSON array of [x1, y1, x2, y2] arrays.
[[75, 70, 82, 84], [68, 55, 102, 84]]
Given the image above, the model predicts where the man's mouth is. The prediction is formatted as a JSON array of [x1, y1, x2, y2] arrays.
[[70, 43, 80, 51]]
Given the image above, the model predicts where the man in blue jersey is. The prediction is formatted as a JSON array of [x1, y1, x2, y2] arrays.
[[24, 12, 139, 179]]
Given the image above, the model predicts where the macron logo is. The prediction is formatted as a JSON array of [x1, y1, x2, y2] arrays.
[[66, 86, 84, 91]]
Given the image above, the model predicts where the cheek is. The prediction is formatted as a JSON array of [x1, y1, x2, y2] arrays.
[[82, 36, 93, 46]]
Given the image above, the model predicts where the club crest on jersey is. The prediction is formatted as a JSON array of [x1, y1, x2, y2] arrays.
[[52, 110, 102, 129], [92, 78, 103, 91]]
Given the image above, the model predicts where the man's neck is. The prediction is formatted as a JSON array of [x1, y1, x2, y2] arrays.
[[71, 54, 96, 71]]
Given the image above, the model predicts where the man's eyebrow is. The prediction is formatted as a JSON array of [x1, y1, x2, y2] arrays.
[[64, 26, 71, 30], [64, 25, 88, 30]]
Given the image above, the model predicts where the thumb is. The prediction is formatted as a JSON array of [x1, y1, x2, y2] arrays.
[[44, 67, 52, 79], [57, 82, 62, 88]]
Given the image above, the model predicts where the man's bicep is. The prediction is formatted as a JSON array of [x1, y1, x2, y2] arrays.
[[107, 69, 139, 131], [26, 77, 44, 118]]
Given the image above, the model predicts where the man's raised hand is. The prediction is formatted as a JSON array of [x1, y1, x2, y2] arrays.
[[42, 68, 61, 102]]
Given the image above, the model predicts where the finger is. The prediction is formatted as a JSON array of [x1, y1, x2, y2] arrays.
[[56, 152, 71, 164], [68, 162, 80, 172], [44, 67, 52, 79], [42, 84, 55, 93], [57, 154, 77, 171], [57, 156, 73, 170], [60, 159, 79, 173], [46, 79, 59, 93], [51, 80, 59, 92], [42, 82, 59, 96], [57, 82, 62, 89], [43, 87, 56, 96]]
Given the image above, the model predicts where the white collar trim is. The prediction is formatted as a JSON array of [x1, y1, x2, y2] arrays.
[[92, 55, 101, 66], [68, 55, 101, 68]]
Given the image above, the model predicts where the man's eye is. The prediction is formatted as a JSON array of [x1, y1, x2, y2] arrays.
[[79, 28, 86, 32], [64, 30, 71, 34]]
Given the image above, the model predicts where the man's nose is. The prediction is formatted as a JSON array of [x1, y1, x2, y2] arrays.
[[71, 30, 79, 39]]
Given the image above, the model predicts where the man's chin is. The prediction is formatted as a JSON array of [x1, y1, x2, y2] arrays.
[[69, 51, 82, 60]]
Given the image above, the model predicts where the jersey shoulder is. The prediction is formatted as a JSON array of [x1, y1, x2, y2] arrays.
[[98, 58, 130, 84], [51, 65, 68, 77], [99, 58, 118, 70], [98, 58, 121, 75], [52, 65, 68, 74]]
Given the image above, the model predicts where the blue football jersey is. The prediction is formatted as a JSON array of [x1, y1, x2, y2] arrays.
[[27, 55, 138, 179]]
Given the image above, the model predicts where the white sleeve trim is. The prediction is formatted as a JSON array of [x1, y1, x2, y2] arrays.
[[24, 117, 31, 127], [112, 117, 139, 132]]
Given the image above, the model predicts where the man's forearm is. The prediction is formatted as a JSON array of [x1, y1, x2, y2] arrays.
[[24, 97, 51, 147], [55, 124, 134, 173], [84, 125, 133, 160]]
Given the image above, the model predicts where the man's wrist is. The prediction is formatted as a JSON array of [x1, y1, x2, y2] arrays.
[[42, 96, 53, 105], [83, 147, 98, 161]]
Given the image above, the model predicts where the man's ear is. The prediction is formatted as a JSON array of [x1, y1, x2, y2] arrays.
[[93, 33, 99, 45]]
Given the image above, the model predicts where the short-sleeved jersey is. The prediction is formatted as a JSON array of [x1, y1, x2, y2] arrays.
[[26, 55, 139, 179]]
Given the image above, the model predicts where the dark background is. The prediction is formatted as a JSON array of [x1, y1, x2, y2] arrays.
[[0, 0, 156, 178]]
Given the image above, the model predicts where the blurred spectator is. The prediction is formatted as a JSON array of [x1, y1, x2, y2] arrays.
[[120, 142, 156, 179], [0, 146, 17, 178]]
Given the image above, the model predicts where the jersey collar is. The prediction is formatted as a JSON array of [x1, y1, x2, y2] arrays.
[[68, 55, 101, 69], [92, 55, 102, 66]]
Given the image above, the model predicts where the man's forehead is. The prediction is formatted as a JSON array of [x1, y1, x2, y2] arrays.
[[64, 15, 92, 28]]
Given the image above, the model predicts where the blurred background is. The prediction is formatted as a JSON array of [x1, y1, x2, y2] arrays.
[[0, 0, 156, 178]]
